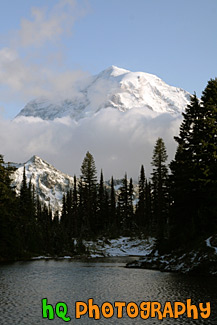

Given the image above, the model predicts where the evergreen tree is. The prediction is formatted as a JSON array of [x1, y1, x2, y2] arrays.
[[80, 152, 98, 235], [136, 165, 146, 229], [51, 211, 61, 254], [61, 194, 67, 228], [19, 166, 38, 253], [128, 177, 134, 227], [42, 204, 53, 253], [72, 175, 79, 237], [104, 189, 110, 232], [109, 176, 117, 234], [145, 180, 152, 233], [66, 188, 73, 229], [169, 95, 201, 243], [64, 189, 73, 250], [0, 155, 22, 258], [118, 173, 128, 231], [170, 81, 217, 246], [97, 169, 106, 232], [151, 138, 169, 246], [60, 193, 70, 251], [19, 166, 28, 215], [117, 173, 133, 233], [80, 151, 97, 188], [78, 179, 90, 236]]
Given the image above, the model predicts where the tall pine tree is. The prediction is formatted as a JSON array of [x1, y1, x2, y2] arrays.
[[170, 80, 217, 246], [80, 151, 98, 235], [136, 165, 146, 230], [151, 138, 169, 247]]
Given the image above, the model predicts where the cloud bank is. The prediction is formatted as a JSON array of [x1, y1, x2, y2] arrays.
[[0, 108, 182, 180], [16, 0, 82, 48], [0, 0, 89, 104]]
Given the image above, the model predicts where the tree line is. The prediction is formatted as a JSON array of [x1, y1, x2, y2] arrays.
[[0, 78, 217, 260]]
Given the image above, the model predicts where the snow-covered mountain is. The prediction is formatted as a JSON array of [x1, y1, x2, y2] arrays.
[[11, 155, 74, 213], [16, 66, 191, 120], [10, 155, 139, 213], [12, 66, 191, 209]]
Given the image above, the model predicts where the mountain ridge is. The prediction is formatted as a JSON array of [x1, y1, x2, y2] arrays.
[[11, 155, 74, 212], [16, 66, 191, 121], [10, 154, 139, 213]]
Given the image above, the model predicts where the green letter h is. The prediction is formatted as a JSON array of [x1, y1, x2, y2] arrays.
[[42, 298, 55, 320]]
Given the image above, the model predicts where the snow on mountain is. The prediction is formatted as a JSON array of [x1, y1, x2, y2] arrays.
[[16, 66, 191, 121], [11, 155, 74, 213], [10, 155, 140, 214], [11, 66, 191, 209]]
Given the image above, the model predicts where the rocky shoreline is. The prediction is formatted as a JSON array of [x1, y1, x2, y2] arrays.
[[2, 235, 217, 276], [126, 235, 217, 276]]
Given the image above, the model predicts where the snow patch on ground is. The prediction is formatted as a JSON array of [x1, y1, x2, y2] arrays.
[[206, 237, 217, 254], [30, 237, 156, 260], [83, 236, 155, 258], [127, 235, 217, 275]]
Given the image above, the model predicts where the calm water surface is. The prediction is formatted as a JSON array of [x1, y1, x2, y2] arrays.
[[0, 257, 217, 324]]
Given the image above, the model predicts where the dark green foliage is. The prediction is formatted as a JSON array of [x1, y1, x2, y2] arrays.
[[128, 178, 134, 224], [78, 179, 90, 236], [117, 173, 134, 233], [0, 155, 22, 259], [135, 165, 153, 235], [170, 79, 217, 248], [72, 175, 79, 237], [136, 165, 146, 229], [144, 180, 152, 231], [110, 176, 116, 223], [108, 176, 117, 235], [0, 148, 161, 260], [80, 151, 97, 188], [151, 138, 169, 248], [97, 170, 106, 231], [51, 211, 60, 254], [19, 167, 38, 253], [0, 157, 59, 259], [80, 151, 98, 235], [169, 95, 201, 244]]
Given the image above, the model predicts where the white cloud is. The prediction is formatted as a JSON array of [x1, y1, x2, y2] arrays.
[[0, 47, 89, 102], [0, 109, 182, 180], [0, 1, 89, 104], [15, 0, 86, 48]]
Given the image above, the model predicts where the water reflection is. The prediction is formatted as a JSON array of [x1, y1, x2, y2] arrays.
[[0, 258, 216, 324]]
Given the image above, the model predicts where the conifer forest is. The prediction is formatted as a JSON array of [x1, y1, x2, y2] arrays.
[[1, 78, 217, 261]]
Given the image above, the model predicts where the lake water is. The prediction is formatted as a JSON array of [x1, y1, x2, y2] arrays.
[[0, 257, 217, 324]]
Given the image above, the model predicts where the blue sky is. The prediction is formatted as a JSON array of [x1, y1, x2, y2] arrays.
[[0, 0, 217, 119]]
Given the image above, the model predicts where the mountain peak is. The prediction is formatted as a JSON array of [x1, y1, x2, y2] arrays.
[[11, 155, 74, 212], [16, 65, 191, 121], [99, 65, 130, 78], [27, 155, 42, 164]]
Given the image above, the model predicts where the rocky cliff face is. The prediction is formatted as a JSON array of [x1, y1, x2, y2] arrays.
[[11, 155, 74, 213]]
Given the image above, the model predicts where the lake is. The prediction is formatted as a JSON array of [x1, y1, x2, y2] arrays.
[[0, 257, 217, 324]]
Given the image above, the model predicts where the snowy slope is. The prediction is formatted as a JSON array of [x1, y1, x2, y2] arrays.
[[11, 155, 74, 213], [16, 66, 191, 120], [83, 236, 155, 258]]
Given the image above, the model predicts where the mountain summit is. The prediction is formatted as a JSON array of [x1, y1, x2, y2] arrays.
[[16, 66, 191, 121], [11, 155, 74, 212]]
